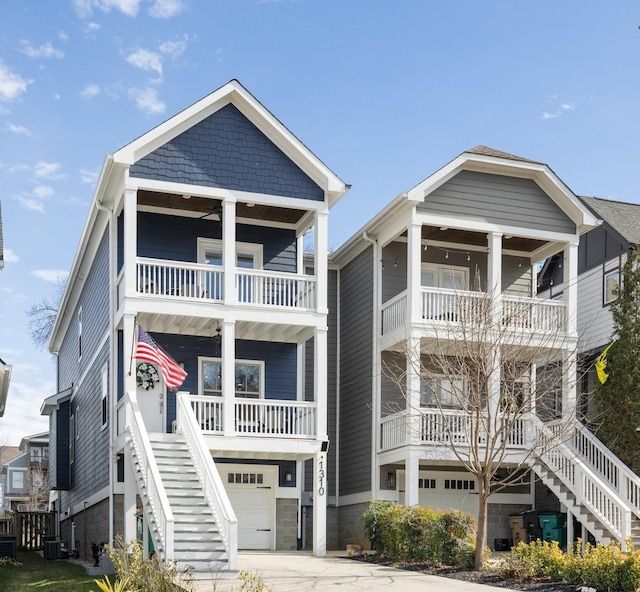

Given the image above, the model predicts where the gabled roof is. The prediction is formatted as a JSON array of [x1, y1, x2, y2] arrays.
[[19, 432, 48, 451], [113, 79, 348, 204], [465, 145, 544, 165], [580, 196, 640, 246]]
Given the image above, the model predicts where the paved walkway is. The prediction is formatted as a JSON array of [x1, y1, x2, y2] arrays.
[[195, 551, 516, 592]]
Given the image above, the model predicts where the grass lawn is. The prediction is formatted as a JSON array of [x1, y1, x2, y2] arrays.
[[0, 550, 97, 592]]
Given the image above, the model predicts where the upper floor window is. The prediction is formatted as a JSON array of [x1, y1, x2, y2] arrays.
[[200, 358, 264, 398], [420, 375, 465, 408], [101, 365, 109, 429], [421, 264, 468, 291], [604, 269, 620, 305]]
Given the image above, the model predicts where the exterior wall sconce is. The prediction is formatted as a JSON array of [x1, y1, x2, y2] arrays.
[[387, 472, 396, 489], [284, 471, 293, 482]]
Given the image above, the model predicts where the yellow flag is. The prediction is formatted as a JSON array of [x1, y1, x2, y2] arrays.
[[595, 342, 613, 384]]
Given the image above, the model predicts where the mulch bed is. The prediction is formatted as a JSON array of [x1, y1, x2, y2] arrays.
[[352, 553, 577, 592]]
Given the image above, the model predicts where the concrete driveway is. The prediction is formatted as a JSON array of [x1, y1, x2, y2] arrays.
[[195, 551, 515, 592]]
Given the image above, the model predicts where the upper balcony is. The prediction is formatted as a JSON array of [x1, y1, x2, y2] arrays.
[[381, 287, 567, 341], [119, 257, 317, 312]]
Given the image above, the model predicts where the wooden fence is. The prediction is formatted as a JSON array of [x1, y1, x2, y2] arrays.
[[0, 512, 56, 549]]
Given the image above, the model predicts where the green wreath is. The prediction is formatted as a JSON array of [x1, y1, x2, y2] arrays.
[[136, 362, 160, 390]]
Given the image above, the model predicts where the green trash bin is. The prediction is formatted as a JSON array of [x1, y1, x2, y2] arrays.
[[538, 513, 566, 549]]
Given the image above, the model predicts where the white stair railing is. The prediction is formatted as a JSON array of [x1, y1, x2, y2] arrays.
[[123, 391, 175, 559], [531, 416, 633, 544], [569, 420, 640, 520], [176, 392, 238, 571]]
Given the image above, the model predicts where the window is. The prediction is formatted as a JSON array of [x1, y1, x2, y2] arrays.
[[200, 358, 264, 398], [444, 479, 475, 491], [604, 269, 620, 305], [11, 471, 24, 490], [101, 366, 108, 429], [420, 375, 465, 408], [421, 264, 468, 290]]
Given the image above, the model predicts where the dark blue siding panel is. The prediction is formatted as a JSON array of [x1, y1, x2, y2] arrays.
[[150, 333, 297, 430], [137, 212, 296, 272], [130, 104, 323, 201], [52, 400, 71, 490]]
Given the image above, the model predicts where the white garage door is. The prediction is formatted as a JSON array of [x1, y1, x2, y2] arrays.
[[400, 470, 479, 517], [223, 467, 274, 550]]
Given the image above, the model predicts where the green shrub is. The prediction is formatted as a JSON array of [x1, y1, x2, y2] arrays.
[[497, 539, 640, 592], [362, 500, 477, 567], [104, 535, 193, 592]]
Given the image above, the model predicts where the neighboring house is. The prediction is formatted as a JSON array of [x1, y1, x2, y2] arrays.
[[328, 146, 640, 549], [2, 433, 49, 512], [0, 445, 21, 513], [540, 196, 639, 408], [41, 80, 348, 572]]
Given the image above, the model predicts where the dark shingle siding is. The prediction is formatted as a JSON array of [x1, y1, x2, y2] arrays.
[[130, 104, 323, 201]]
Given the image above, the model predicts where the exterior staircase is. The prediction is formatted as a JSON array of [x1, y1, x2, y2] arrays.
[[149, 433, 229, 573], [532, 419, 640, 548], [124, 391, 237, 576]]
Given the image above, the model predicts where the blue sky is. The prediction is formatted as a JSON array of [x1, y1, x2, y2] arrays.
[[0, 0, 639, 445]]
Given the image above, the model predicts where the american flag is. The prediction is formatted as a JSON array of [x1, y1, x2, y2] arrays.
[[135, 326, 187, 390]]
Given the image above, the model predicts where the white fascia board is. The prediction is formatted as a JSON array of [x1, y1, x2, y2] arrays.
[[49, 156, 123, 352], [40, 387, 72, 416], [0, 361, 11, 417], [114, 80, 348, 206]]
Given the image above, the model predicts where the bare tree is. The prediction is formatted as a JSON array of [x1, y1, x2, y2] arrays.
[[383, 288, 580, 570], [26, 280, 65, 350]]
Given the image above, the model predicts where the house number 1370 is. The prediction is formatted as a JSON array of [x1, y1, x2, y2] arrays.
[[318, 458, 325, 497]]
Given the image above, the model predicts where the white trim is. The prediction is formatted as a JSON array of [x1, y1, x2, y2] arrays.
[[197, 237, 263, 269], [604, 268, 620, 306]]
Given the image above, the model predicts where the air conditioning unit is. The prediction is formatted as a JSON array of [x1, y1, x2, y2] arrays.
[[33, 474, 43, 487]]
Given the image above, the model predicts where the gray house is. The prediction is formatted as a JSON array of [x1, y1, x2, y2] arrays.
[[328, 147, 640, 549], [41, 80, 348, 573]]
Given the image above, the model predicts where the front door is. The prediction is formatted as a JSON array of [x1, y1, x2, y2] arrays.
[[135, 362, 165, 433]]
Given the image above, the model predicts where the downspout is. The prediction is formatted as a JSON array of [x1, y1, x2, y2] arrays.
[[95, 196, 115, 544], [362, 232, 380, 500]]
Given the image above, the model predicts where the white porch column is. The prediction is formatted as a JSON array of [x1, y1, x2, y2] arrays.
[[315, 327, 328, 441], [123, 447, 137, 546], [405, 450, 420, 506], [123, 313, 137, 397], [563, 242, 579, 336], [562, 242, 578, 420], [407, 222, 422, 324], [222, 320, 236, 437], [315, 210, 329, 314], [487, 233, 503, 413], [312, 450, 327, 556], [406, 335, 422, 443], [222, 198, 237, 305], [123, 188, 137, 298]]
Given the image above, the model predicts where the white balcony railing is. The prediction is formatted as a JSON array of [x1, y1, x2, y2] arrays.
[[134, 257, 317, 311], [379, 408, 529, 452], [380, 288, 567, 336], [187, 395, 317, 439]]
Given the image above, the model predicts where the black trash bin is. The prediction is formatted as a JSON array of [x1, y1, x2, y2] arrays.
[[522, 510, 543, 542]]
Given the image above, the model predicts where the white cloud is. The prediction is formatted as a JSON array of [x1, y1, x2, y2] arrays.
[[148, 0, 185, 18], [20, 41, 64, 59], [3, 377, 52, 445], [32, 185, 54, 199], [86, 21, 101, 32], [542, 111, 561, 120], [17, 196, 44, 212], [32, 269, 69, 283], [6, 123, 31, 136], [0, 61, 31, 101], [53, 93, 61, 100], [126, 48, 163, 75], [3, 248, 19, 263], [7, 163, 29, 173], [542, 99, 576, 121], [159, 35, 188, 59], [34, 161, 63, 179], [80, 167, 100, 184], [129, 86, 165, 115], [560, 103, 576, 112], [81, 84, 101, 100], [0, 106, 9, 115], [74, 0, 141, 17], [58, 31, 69, 43]]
